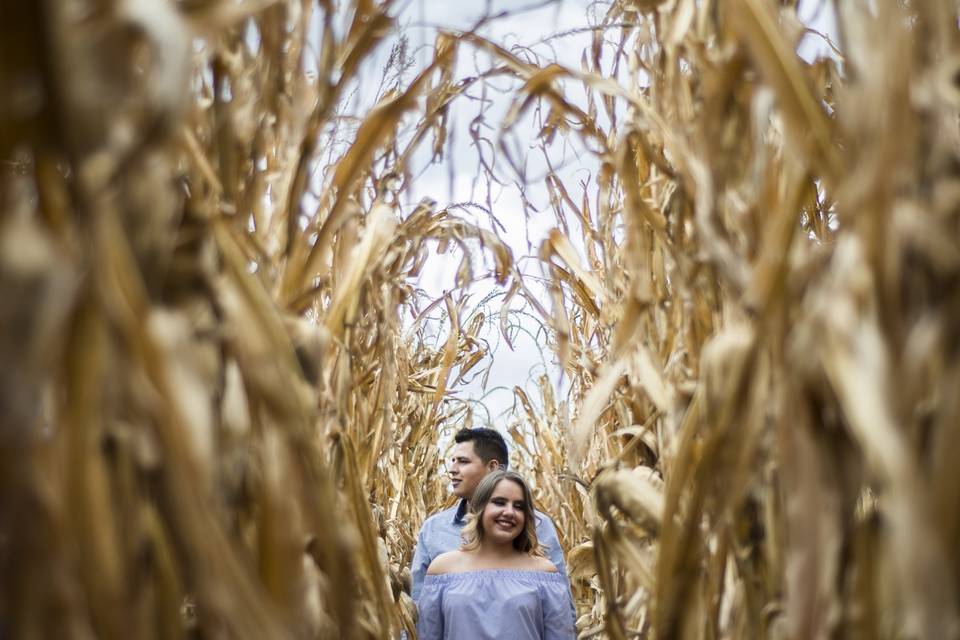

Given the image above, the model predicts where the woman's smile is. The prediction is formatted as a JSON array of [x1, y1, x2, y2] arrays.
[[481, 480, 527, 542]]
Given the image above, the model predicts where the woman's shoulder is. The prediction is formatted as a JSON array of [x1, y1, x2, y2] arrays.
[[426, 550, 469, 575], [427, 550, 559, 577], [523, 555, 558, 573]]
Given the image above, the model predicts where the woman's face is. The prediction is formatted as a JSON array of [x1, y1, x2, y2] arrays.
[[480, 479, 526, 545]]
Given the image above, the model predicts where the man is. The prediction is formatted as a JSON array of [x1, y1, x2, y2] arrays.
[[410, 427, 568, 601]]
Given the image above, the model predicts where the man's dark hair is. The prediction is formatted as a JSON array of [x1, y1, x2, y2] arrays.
[[454, 428, 508, 467]]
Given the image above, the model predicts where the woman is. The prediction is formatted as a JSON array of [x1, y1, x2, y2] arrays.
[[415, 470, 576, 640]]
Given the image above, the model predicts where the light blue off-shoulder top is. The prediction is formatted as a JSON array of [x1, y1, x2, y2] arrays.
[[415, 569, 576, 640]]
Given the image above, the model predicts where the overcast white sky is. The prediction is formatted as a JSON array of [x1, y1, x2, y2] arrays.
[[346, 1, 840, 431]]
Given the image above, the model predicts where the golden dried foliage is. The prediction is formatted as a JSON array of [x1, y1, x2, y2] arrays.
[[502, 1, 960, 639], [2, 1, 960, 639]]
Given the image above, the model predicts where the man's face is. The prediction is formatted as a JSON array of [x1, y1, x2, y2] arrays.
[[448, 441, 498, 499]]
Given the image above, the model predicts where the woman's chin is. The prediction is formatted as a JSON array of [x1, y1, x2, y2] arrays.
[[488, 530, 519, 545]]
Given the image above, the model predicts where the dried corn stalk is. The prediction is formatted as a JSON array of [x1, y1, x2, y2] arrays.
[[493, 1, 960, 639], [0, 1, 510, 638], [4, 1, 960, 639]]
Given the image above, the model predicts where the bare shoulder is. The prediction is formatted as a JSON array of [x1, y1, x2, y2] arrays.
[[530, 555, 559, 573], [426, 550, 467, 575], [511, 554, 558, 572]]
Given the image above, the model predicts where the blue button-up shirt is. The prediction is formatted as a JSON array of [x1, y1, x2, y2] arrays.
[[410, 499, 568, 602]]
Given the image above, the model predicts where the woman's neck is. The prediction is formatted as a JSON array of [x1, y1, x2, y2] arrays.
[[475, 538, 518, 560]]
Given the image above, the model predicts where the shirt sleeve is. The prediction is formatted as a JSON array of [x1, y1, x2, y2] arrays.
[[540, 579, 577, 640], [415, 580, 445, 640], [410, 521, 432, 602], [535, 514, 577, 627], [535, 514, 568, 576]]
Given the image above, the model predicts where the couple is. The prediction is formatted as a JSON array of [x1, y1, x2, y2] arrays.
[[411, 428, 576, 640]]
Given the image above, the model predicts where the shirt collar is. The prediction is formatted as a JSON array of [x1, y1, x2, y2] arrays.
[[453, 498, 469, 524]]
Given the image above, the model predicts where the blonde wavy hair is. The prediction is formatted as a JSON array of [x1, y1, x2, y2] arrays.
[[460, 470, 544, 555]]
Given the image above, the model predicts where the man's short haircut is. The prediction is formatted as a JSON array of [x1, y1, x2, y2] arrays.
[[454, 428, 508, 467]]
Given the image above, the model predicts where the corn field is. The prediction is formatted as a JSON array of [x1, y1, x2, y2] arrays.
[[2, 0, 959, 638]]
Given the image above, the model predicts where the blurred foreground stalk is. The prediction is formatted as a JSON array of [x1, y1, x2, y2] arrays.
[[0, 1, 493, 637], [508, 1, 960, 639]]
